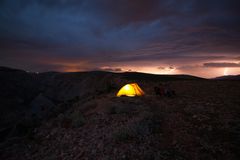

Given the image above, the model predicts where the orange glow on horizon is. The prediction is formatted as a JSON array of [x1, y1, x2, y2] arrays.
[[48, 61, 240, 78]]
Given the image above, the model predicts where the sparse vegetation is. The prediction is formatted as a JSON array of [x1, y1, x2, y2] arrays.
[[133, 112, 162, 136], [143, 149, 186, 160], [229, 120, 240, 158], [69, 111, 85, 128], [58, 111, 85, 128], [67, 96, 80, 104], [105, 103, 138, 114], [112, 112, 162, 142], [112, 126, 136, 142]]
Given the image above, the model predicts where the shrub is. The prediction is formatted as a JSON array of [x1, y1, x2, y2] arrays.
[[105, 103, 138, 115], [112, 112, 162, 142], [133, 112, 162, 136], [69, 111, 85, 128], [112, 126, 136, 142], [105, 104, 117, 114], [143, 149, 186, 160], [229, 120, 240, 157], [67, 96, 80, 104], [58, 112, 85, 128]]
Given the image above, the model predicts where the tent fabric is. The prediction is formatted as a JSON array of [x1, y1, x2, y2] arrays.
[[116, 83, 145, 97]]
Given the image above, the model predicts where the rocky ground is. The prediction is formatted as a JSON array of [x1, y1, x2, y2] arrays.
[[0, 67, 240, 160]]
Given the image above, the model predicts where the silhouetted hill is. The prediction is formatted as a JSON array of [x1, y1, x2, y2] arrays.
[[214, 75, 240, 80], [120, 72, 205, 81], [0, 66, 26, 72]]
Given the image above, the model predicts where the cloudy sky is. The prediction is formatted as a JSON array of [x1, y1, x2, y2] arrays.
[[0, 0, 240, 78]]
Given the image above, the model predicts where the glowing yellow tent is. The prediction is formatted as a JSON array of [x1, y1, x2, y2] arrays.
[[116, 83, 145, 97]]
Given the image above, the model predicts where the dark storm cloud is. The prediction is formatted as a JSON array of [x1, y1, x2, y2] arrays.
[[0, 0, 240, 75], [204, 62, 240, 68], [10, 0, 174, 25], [158, 66, 175, 71], [99, 67, 123, 72]]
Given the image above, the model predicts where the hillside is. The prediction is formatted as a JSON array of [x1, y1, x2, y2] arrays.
[[0, 66, 239, 160]]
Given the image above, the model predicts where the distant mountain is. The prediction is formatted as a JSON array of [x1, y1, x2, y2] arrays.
[[0, 66, 26, 72], [214, 75, 240, 80], [120, 72, 205, 81]]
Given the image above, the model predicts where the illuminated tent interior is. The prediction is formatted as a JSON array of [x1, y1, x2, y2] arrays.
[[116, 83, 145, 97]]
